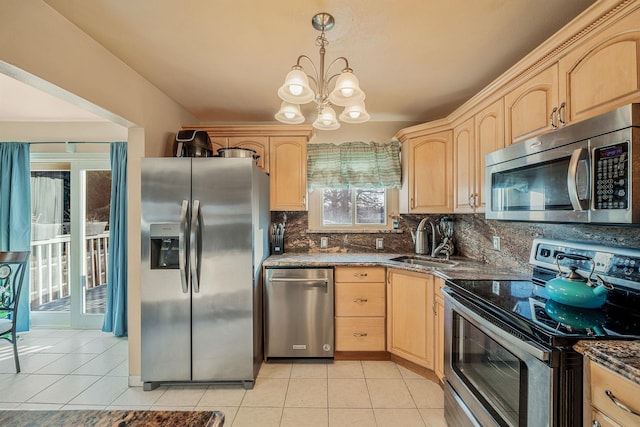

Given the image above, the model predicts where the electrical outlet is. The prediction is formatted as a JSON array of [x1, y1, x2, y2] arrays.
[[320, 236, 329, 249], [492, 236, 501, 251], [376, 238, 384, 250]]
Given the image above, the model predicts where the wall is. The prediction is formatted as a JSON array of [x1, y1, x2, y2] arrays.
[[272, 211, 640, 275], [0, 1, 199, 383]]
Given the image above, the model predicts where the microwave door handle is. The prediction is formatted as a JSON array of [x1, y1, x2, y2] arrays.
[[567, 148, 590, 211], [179, 199, 189, 293], [190, 199, 201, 293]]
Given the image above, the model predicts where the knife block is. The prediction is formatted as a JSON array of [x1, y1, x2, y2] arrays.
[[270, 235, 284, 255]]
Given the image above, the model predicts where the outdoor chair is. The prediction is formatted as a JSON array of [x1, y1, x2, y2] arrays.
[[0, 251, 30, 373]]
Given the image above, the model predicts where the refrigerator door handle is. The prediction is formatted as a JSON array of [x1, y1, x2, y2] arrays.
[[179, 199, 189, 294], [190, 199, 201, 293]]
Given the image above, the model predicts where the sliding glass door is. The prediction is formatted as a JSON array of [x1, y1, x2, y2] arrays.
[[30, 153, 110, 329]]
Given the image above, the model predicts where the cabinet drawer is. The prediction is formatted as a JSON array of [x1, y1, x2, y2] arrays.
[[335, 266, 385, 283], [335, 317, 385, 351], [336, 283, 385, 317], [591, 409, 621, 427], [590, 362, 640, 427]]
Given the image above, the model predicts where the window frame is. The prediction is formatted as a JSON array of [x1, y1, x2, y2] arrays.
[[308, 187, 399, 232]]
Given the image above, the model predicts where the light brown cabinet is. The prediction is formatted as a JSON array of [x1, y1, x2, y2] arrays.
[[453, 117, 475, 213], [334, 266, 386, 352], [399, 130, 453, 214], [269, 136, 308, 211], [585, 358, 640, 427], [558, 10, 640, 126], [504, 64, 559, 145], [453, 99, 503, 213], [386, 268, 434, 369], [184, 125, 312, 211], [433, 277, 446, 381]]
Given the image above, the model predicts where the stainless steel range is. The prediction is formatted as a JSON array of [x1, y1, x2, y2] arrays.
[[442, 238, 640, 427]]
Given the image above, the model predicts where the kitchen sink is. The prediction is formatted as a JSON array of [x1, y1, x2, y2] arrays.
[[390, 255, 458, 269]]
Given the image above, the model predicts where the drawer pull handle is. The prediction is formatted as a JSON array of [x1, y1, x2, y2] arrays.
[[605, 389, 640, 417], [353, 298, 368, 303], [353, 332, 368, 337], [353, 273, 368, 277]]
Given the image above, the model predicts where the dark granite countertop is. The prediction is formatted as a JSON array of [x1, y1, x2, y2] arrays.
[[574, 340, 640, 386], [263, 252, 530, 281], [0, 409, 224, 427]]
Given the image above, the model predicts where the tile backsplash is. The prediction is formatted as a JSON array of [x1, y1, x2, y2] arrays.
[[271, 211, 640, 275]]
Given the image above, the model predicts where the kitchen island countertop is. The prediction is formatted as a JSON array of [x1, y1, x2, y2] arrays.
[[263, 252, 530, 281], [574, 340, 640, 386]]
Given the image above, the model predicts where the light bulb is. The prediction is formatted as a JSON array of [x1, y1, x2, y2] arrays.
[[322, 118, 332, 126], [348, 110, 361, 119], [289, 84, 303, 96], [341, 87, 354, 97], [284, 111, 295, 119]]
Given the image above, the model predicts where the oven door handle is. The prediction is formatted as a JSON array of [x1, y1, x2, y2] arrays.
[[446, 293, 554, 363]]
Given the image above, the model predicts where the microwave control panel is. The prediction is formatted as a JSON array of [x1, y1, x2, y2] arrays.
[[593, 141, 629, 210]]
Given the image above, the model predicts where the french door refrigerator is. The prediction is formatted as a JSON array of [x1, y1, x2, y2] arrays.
[[141, 157, 269, 390]]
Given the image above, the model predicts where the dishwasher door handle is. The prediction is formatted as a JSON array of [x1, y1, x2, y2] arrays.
[[269, 278, 329, 287]]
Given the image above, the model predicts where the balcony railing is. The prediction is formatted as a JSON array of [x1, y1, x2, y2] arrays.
[[30, 232, 109, 310]]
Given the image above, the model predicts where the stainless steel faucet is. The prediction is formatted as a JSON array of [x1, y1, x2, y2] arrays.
[[411, 218, 436, 255]]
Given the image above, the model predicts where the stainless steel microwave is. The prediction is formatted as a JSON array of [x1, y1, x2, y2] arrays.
[[486, 104, 639, 223]]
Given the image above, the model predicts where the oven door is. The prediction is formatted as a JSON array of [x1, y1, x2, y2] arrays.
[[443, 291, 558, 427], [486, 139, 590, 223]]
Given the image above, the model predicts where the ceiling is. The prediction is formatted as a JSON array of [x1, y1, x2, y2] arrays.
[[4, 0, 596, 126]]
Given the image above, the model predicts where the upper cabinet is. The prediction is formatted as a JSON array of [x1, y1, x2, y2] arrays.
[[454, 99, 504, 213], [558, 9, 640, 125], [269, 136, 308, 211], [504, 64, 559, 145], [183, 125, 312, 211], [399, 129, 453, 214]]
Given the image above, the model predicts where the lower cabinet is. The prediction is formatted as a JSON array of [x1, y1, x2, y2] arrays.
[[334, 266, 386, 352], [433, 277, 446, 381], [585, 357, 640, 427], [386, 268, 434, 369]]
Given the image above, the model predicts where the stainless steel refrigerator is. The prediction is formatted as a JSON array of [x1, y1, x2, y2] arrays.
[[140, 157, 269, 390]]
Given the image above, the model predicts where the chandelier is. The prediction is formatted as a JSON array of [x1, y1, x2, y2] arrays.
[[275, 13, 369, 130]]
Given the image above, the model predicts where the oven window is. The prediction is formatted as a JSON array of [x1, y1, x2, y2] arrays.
[[452, 313, 523, 427], [491, 157, 572, 212]]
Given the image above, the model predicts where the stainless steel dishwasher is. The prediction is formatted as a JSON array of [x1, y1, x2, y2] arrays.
[[264, 267, 334, 358]]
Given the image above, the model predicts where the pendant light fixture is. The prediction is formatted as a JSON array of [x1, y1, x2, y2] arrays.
[[275, 13, 369, 130]]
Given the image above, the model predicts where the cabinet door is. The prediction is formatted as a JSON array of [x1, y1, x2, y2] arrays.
[[269, 136, 307, 211], [228, 136, 269, 173], [453, 117, 475, 213], [504, 64, 559, 145], [558, 10, 640, 125], [387, 269, 434, 368], [475, 99, 504, 211], [433, 278, 446, 381], [402, 130, 453, 213]]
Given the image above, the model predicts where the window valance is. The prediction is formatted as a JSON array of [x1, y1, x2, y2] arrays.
[[307, 140, 401, 190]]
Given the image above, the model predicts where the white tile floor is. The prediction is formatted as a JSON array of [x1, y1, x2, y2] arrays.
[[0, 329, 447, 426]]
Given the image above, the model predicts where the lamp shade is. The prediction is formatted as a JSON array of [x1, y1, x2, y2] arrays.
[[277, 68, 315, 104], [328, 70, 365, 106], [339, 102, 370, 123], [275, 102, 305, 124], [313, 106, 340, 130]]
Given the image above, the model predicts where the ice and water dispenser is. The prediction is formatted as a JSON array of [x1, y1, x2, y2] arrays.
[[149, 223, 181, 269]]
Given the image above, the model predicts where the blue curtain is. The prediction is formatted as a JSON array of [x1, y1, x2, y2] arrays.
[[102, 142, 128, 336], [0, 143, 31, 332]]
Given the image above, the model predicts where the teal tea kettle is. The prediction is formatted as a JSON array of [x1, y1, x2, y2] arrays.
[[545, 253, 614, 309]]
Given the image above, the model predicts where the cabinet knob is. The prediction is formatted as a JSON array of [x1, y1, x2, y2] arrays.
[[353, 332, 368, 337], [353, 298, 368, 303], [592, 421, 600, 427]]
